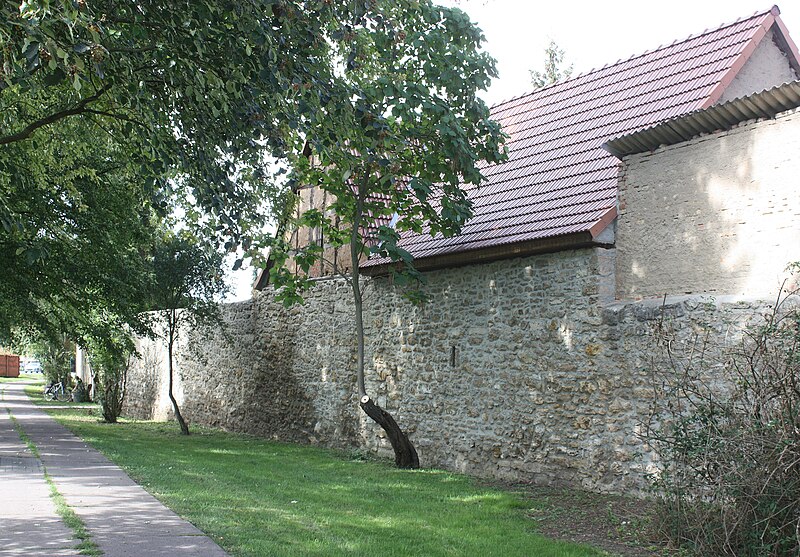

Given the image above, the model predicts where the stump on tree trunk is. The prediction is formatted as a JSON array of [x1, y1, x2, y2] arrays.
[[360, 396, 419, 469]]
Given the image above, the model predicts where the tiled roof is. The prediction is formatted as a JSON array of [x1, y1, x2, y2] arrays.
[[604, 80, 800, 157], [365, 6, 791, 268]]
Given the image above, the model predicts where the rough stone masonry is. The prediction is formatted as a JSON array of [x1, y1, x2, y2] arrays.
[[125, 246, 774, 494], [124, 107, 800, 494]]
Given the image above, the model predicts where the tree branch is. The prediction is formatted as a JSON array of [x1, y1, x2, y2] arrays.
[[84, 108, 146, 128], [0, 85, 111, 146]]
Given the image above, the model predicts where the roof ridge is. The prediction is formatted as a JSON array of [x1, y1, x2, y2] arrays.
[[490, 5, 777, 112]]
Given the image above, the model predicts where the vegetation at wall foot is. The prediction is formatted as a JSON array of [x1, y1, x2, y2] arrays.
[[645, 281, 800, 556]]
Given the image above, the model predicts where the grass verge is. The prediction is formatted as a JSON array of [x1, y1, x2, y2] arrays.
[[30, 393, 608, 557], [0, 373, 45, 383], [22, 382, 96, 410], [5, 406, 101, 556]]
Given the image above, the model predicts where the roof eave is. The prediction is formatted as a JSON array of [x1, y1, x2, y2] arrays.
[[362, 232, 611, 278], [602, 80, 800, 157]]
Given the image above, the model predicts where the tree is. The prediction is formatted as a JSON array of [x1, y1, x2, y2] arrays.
[[0, 0, 386, 255], [1, 0, 361, 343], [149, 233, 228, 435], [268, 1, 506, 468], [0, 109, 157, 344], [85, 321, 137, 422], [3, 0, 505, 460], [4, 1, 500, 348], [31, 333, 74, 388], [530, 40, 573, 89]]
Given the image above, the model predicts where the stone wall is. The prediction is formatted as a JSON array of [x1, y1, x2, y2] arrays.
[[125, 246, 773, 493], [616, 108, 800, 300]]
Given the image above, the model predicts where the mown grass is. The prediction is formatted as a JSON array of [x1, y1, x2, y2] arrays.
[[29, 389, 607, 557], [0, 373, 45, 383]]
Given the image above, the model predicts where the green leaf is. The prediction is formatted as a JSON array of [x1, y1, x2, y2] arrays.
[[43, 68, 66, 86]]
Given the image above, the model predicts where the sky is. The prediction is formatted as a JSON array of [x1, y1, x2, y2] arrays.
[[442, 1, 800, 106], [225, 1, 800, 301]]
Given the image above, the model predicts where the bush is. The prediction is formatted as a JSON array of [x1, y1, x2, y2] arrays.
[[93, 350, 130, 423], [645, 288, 800, 556], [86, 335, 134, 423], [37, 335, 74, 388]]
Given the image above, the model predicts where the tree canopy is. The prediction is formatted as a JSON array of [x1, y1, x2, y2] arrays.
[[0, 0, 340, 342], [530, 40, 573, 89], [269, 1, 506, 301], [1, 0, 506, 415], [0, 109, 155, 342]]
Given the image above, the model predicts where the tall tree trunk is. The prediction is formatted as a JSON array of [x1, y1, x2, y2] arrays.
[[167, 316, 190, 435], [350, 195, 418, 468]]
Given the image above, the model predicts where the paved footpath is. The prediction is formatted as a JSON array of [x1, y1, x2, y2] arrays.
[[0, 381, 229, 557]]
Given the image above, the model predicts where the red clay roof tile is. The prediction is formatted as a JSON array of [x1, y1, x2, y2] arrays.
[[364, 6, 793, 269]]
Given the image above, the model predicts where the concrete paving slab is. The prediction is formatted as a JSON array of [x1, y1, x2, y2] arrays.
[[0, 384, 78, 557], [0, 382, 229, 557]]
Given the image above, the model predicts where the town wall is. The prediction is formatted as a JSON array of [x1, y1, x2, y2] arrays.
[[125, 247, 774, 493]]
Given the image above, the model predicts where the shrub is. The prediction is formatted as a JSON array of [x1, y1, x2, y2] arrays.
[[37, 334, 74, 388], [92, 349, 130, 423], [645, 287, 800, 556]]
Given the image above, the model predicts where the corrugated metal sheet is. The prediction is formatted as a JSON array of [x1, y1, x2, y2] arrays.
[[604, 80, 800, 157], [365, 7, 789, 268]]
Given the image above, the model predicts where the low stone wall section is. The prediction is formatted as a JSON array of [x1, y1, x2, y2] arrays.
[[126, 247, 772, 493]]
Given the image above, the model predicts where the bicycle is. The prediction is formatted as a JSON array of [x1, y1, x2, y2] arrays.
[[43, 382, 71, 402]]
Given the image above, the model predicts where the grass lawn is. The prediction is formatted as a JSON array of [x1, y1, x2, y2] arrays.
[[25, 388, 608, 557], [0, 373, 45, 383]]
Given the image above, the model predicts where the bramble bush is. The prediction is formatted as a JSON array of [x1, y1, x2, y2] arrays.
[[645, 277, 800, 556]]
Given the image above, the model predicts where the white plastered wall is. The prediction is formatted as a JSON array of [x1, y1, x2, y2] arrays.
[[616, 109, 800, 299], [718, 30, 797, 103]]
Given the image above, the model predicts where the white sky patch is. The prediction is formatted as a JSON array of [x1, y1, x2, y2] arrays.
[[225, 254, 261, 302], [442, 1, 800, 106]]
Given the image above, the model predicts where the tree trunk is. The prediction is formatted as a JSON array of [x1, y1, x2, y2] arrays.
[[360, 395, 420, 468], [100, 376, 118, 424], [167, 328, 189, 436], [349, 187, 418, 468]]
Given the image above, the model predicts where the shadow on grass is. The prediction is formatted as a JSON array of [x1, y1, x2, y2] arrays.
[[44, 410, 606, 557]]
